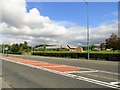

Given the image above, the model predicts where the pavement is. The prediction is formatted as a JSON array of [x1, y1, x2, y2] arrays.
[[1, 54, 120, 89]]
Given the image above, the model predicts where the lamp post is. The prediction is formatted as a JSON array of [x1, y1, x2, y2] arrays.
[[2, 44, 4, 55], [83, 0, 90, 60]]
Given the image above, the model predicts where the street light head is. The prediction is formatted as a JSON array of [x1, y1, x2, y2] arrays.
[[83, 0, 88, 5]]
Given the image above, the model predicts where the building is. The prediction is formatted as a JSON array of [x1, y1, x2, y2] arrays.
[[35, 45, 83, 52], [46, 46, 61, 49], [66, 45, 83, 52]]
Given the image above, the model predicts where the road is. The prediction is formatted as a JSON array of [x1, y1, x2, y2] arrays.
[[1, 54, 120, 89]]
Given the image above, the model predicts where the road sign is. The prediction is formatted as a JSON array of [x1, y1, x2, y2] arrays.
[[4, 47, 9, 51]]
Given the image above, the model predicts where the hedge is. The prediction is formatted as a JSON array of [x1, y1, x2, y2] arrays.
[[31, 51, 120, 61], [8, 52, 22, 55]]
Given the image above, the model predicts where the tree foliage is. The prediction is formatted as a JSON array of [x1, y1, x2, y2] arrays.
[[1, 41, 31, 53], [10, 44, 20, 52], [100, 43, 105, 51], [105, 33, 120, 51]]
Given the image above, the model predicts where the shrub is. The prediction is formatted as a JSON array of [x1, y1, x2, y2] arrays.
[[31, 51, 120, 61], [8, 51, 22, 55]]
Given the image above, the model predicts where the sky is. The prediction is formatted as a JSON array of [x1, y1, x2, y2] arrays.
[[26, 2, 118, 27], [0, 0, 118, 46]]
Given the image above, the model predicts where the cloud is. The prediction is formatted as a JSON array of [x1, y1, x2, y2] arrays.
[[112, 11, 118, 16], [1, 0, 118, 46], [104, 11, 118, 17]]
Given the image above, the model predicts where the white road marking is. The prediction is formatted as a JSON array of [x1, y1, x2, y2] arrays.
[[87, 73, 118, 81], [44, 60, 119, 76], [79, 67, 120, 76], [110, 82, 120, 85], [2, 58, 120, 89], [67, 70, 98, 73], [42, 65, 68, 67]]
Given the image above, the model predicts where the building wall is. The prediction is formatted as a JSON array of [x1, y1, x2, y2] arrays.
[[74, 47, 83, 52], [69, 47, 83, 52]]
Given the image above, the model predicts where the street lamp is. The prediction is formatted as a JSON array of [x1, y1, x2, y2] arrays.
[[83, 0, 90, 60]]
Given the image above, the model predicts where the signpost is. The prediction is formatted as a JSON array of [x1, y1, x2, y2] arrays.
[[4, 47, 8, 57]]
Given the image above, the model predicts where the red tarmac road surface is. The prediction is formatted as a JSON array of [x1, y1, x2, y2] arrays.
[[5, 57, 80, 72]]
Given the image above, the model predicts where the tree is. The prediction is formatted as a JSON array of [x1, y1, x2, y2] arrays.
[[22, 41, 32, 52], [90, 45, 96, 51], [43, 45, 46, 51], [0, 44, 11, 53], [10, 44, 20, 52], [19, 43, 24, 53], [100, 43, 105, 51], [23, 41, 28, 49], [105, 33, 118, 53], [117, 37, 120, 50]]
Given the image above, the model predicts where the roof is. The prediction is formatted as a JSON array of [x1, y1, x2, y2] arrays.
[[46, 46, 61, 49]]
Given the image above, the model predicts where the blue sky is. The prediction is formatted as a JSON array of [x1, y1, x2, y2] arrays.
[[26, 2, 118, 27]]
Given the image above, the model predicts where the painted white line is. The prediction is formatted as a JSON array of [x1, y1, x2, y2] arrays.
[[42, 65, 79, 68], [87, 73, 118, 81], [79, 67, 120, 76], [2, 58, 120, 89], [67, 70, 98, 73], [110, 82, 120, 85], [63, 73, 120, 89], [75, 75, 120, 89], [42, 65, 68, 67]]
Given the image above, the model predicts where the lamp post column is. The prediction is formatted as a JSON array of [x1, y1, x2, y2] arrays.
[[83, 0, 90, 60]]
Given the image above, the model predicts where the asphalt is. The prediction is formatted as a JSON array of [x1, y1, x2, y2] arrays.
[[2, 54, 120, 89], [9, 54, 119, 73], [0, 77, 11, 89], [0, 55, 11, 89]]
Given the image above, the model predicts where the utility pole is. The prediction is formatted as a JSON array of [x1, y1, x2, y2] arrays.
[[2, 44, 4, 55], [83, 0, 90, 60]]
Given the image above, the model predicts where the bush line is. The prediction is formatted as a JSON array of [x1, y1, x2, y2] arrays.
[[31, 51, 120, 61]]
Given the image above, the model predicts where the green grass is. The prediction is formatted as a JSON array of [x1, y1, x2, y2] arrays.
[[31, 50, 120, 54], [89, 50, 120, 54], [31, 51, 74, 53]]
